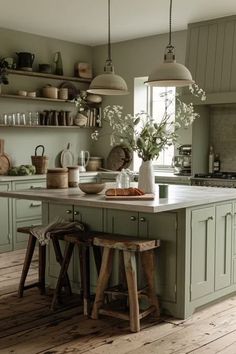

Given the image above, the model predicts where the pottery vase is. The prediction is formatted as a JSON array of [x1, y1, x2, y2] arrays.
[[138, 160, 155, 194]]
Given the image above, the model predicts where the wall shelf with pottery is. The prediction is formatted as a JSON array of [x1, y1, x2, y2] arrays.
[[0, 93, 76, 104], [7, 69, 92, 83], [0, 124, 99, 129]]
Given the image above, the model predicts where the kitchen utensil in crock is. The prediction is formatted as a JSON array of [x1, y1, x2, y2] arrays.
[[31, 145, 49, 174]]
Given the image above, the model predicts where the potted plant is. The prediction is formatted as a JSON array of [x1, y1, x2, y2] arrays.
[[0, 57, 9, 93]]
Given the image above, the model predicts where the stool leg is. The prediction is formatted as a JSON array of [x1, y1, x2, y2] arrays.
[[18, 235, 36, 298], [52, 238, 72, 295], [123, 251, 140, 333], [51, 243, 74, 311], [91, 248, 114, 320], [79, 245, 90, 316], [92, 245, 102, 275], [38, 244, 46, 295], [141, 250, 160, 317]]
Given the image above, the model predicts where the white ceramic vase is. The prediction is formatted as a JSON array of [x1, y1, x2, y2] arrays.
[[138, 160, 155, 194]]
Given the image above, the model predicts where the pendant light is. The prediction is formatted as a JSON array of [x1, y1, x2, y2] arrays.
[[87, 0, 129, 95], [146, 0, 194, 87]]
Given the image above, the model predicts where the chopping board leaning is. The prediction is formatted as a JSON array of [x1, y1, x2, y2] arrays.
[[0, 139, 11, 175]]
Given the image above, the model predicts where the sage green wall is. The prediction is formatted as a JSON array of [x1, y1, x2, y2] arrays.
[[0, 27, 92, 167], [91, 30, 192, 162]]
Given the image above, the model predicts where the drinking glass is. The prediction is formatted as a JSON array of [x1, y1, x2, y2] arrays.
[[20, 113, 26, 125]]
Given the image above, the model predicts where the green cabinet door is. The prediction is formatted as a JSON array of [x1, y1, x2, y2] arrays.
[[105, 210, 139, 236], [191, 206, 215, 300], [139, 212, 178, 303], [215, 203, 232, 291], [0, 183, 12, 253]]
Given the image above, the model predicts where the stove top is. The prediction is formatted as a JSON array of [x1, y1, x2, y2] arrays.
[[194, 172, 236, 180]]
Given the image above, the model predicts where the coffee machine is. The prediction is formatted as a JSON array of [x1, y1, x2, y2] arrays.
[[172, 144, 192, 175]]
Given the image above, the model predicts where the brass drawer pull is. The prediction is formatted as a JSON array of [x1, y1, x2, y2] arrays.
[[207, 216, 214, 221], [140, 217, 146, 222], [130, 216, 136, 221], [74, 211, 80, 216], [66, 210, 72, 214]]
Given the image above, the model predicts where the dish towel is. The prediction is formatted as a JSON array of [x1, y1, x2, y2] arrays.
[[30, 217, 86, 245]]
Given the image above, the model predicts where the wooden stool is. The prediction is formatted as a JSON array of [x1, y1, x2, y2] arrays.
[[17, 226, 72, 298], [91, 234, 160, 332], [50, 231, 102, 316]]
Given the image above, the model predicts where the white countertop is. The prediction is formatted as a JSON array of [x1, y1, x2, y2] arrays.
[[0, 184, 235, 213]]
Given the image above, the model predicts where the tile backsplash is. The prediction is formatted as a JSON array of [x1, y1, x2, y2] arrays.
[[210, 106, 236, 171]]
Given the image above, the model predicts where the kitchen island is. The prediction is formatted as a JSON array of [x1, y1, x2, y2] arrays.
[[0, 184, 236, 319]]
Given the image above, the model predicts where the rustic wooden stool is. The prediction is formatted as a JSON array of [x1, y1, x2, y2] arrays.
[[50, 231, 102, 316], [91, 234, 161, 332], [17, 226, 72, 298]]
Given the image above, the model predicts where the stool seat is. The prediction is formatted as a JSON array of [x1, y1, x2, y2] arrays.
[[91, 233, 161, 332], [93, 234, 160, 252]]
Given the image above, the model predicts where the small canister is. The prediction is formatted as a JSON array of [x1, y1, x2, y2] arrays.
[[46, 168, 68, 189], [86, 157, 103, 171], [68, 166, 80, 187]]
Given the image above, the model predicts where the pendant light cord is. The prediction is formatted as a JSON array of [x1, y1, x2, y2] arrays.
[[107, 0, 112, 63], [168, 0, 172, 46]]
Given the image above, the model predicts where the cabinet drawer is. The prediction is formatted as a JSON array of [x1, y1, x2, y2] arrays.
[[14, 180, 46, 191], [15, 199, 42, 219]]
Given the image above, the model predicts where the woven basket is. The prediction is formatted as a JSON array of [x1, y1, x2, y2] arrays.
[[31, 145, 49, 174]]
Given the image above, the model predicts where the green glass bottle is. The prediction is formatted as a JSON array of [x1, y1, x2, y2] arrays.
[[54, 52, 63, 76]]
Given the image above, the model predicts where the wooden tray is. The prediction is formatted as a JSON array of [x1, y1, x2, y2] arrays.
[[105, 194, 155, 200]]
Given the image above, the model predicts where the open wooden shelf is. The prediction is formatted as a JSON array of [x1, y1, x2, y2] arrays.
[[7, 69, 92, 83], [0, 124, 97, 129], [0, 93, 76, 104]]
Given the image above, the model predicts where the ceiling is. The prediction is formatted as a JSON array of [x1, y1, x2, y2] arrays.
[[0, 0, 236, 46]]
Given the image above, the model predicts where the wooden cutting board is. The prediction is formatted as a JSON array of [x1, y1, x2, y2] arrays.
[[107, 145, 132, 171], [105, 194, 155, 200], [0, 139, 11, 175], [0, 154, 11, 175]]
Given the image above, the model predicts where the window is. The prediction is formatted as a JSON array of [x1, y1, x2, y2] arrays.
[[134, 77, 176, 172]]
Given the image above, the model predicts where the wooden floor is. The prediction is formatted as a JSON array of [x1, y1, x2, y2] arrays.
[[0, 250, 236, 354]]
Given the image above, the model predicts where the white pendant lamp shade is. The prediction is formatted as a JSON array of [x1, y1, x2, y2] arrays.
[[87, 0, 128, 96], [147, 52, 194, 87], [87, 62, 128, 95], [146, 0, 194, 88]]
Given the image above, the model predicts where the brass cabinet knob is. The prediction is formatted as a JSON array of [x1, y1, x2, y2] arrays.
[[140, 217, 146, 222], [66, 209, 72, 214], [130, 216, 136, 221]]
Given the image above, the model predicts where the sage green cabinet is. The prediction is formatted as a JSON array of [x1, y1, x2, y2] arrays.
[[190, 206, 215, 300], [0, 183, 12, 253], [190, 203, 233, 301], [215, 203, 232, 290], [12, 179, 45, 250], [105, 209, 178, 303]]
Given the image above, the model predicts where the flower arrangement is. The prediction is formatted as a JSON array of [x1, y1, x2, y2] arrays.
[[91, 84, 206, 162]]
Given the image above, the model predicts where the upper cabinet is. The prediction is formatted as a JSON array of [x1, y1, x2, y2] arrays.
[[185, 15, 236, 104]]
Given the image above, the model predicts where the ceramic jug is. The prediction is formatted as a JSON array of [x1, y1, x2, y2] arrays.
[[16, 52, 35, 70], [79, 151, 90, 172]]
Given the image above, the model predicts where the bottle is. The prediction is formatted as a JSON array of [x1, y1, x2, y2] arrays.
[[208, 146, 214, 174], [213, 154, 221, 172]]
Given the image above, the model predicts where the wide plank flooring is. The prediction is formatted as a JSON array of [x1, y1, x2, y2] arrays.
[[0, 249, 236, 353]]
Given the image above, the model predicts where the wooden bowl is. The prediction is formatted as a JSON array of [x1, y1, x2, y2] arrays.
[[79, 182, 105, 194]]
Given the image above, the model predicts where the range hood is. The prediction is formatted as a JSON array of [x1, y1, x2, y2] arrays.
[[185, 15, 236, 106]]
